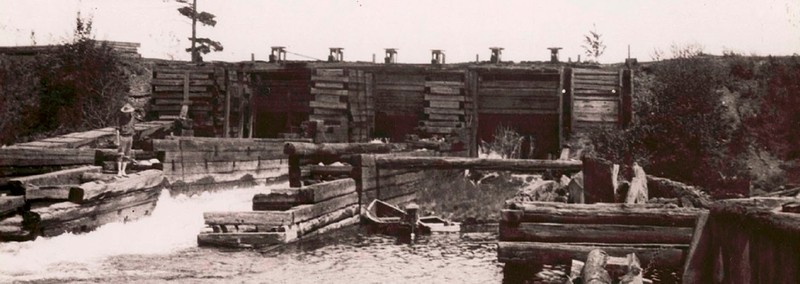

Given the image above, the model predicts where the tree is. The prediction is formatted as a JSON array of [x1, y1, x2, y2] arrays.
[[176, 0, 223, 62], [582, 24, 606, 63]]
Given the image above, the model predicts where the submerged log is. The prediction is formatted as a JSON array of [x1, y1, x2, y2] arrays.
[[503, 202, 705, 227], [582, 249, 611, 284], [197, 232, 287, 248], [1, 196, 25, 215], [284, 142, 396, 156], [68, 169, 166, 203], [373, 156, 582, 172], [203, 211, 294, 227]]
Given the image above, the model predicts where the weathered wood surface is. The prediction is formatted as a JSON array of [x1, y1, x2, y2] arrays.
[[203, 211, 294, 226], [582, 156, 616, 203], [252, 178, 356, 210], [499, 222, 694, 244], [7, 165, 101, 195], [39, 198, 158, 237], [197, 232, 287, 248], [682, 212, 711, 284], [496, 241, 687, 268], [24, 184, 77, 200], [625, 164, 648, 204], [289, 204, 359, 238], [0, 148, 96, 167], [308, 165, 353, 177], [286, 191, 359, 223], [68, 169, 166, 203], [1, 196, 25, 216], [372, 156, 581, 172], [582, 249, 612, 284], [502, 202, 705, 227], [284, 142, 396, 156]]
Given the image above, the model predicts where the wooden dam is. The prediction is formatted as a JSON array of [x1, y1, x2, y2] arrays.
[[1, 49, 798, 283]]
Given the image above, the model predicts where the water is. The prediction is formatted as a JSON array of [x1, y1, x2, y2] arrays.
[[0, 184, 513, 284]]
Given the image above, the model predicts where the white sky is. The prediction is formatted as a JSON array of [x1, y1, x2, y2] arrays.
[[1, 0, 799, 63]]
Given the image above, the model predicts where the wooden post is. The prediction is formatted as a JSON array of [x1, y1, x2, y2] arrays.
[[557, 67, 565, 151], [469, 69, 479, 157], [238, 84, 245, 138], [248, 93, 255, 138], [622, 69, 633, 129], [582, 156, 616, 203], [564, 68, 574, 137], [224, 68, 231, 138], [288, 154, 301, 187]]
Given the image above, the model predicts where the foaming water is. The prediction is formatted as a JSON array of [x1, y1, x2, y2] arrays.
[[0, 183, 284, 278]]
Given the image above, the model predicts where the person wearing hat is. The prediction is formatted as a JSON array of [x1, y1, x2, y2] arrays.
[[117, 103, 137, 177]]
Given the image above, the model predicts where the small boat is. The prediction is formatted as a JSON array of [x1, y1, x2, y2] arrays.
[[362, 199, 461, 236]]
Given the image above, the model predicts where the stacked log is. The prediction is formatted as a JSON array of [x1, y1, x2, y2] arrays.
[[198, 178, 360, 248], [149, 63, 220, 136], [154, 137, 305, 195], [498, 201, 706, 269], [571, 68, 624, 132], [419, 73, 467, 136], [0, 169, 167, 241], [353, 151, 444, 209], [310, 68, 351, 142]]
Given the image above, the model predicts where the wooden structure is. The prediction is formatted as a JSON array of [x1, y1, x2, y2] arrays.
[[497, 201, 706, 269], [682, 197, 800, 283], [198, 178, 360, 248], [152, 137, 307, 195]]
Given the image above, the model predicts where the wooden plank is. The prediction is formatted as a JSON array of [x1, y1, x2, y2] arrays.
[[573, 69, 620, 76], [424, 107, 464, 115], [68, 170, 166, 203], [425, 94, 464, 102], [573, 79, 620, 87], [284, 142, 394, 156], [315, 69, 344, 77], [314, 82, 345, 89], [309, 101, 347, 110], [499, 222, 694, 244], [429, 100, 460, 109], [478, 96, 559, 110], [314, 94, 346, 105], [163, 159, 286, 175], [374, 85, 426, 92], [420, 121, 464, 128], [311, 75, 349, 83], [0, 196, 25, 216], [311, 88, 348, 96], [24, 184, 76, 200], [480, 80, 559, 89], [374, 156, 582, 172], [154, 72, 209, 80], [426, 113, 462, 121], [496, 241, 687, 268], [429, 86, 462, 95], [154, 139, 287, 152], [197, 232, 287, 248], [153, 85, 208, 92], [203, 211, 293, 226], [291, 204, 359, 237], [501, 203, 705, 227], [424, 81, 463, 87], [479, 88, 558, 98], [288, 191, 359, 223], [252, 178, 356, 210], [151, 78, 215, 86], [574, 99, 619, 114], [8, 165, 101, 192], [0, 148, 96, 167], [574, 112, 618, 123]]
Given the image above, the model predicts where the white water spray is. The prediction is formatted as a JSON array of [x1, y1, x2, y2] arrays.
[[0, 183, 284, 277]]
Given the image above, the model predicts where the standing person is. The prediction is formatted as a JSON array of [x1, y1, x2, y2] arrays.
[[117, 103, 137, 177]]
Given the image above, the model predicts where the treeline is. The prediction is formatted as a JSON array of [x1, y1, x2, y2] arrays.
[[584, 55, 800, 195], [0, 18, 143, 146]]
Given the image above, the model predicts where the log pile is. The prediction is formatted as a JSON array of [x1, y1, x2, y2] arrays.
[[149, 62, 225, 136], [498, 201, 706, 269], [0, 169, 167, 241], [197, 178, 360, 248], [419, 73, 468, 136], [309, 68, 351, 142], [154, 137, 306, 195]]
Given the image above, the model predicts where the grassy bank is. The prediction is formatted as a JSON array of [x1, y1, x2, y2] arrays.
[[415, 170, 526, 223]]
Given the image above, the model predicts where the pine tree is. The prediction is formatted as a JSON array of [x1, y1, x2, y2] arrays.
[[176, 0, 223, 62], [581, 24, 606, 63]]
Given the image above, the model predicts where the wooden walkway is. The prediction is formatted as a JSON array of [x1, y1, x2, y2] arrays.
[[7, 120, 173, 149]]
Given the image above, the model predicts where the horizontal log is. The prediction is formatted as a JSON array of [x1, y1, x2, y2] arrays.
[[0, 148, 96, 167], [309, 165, 353, 177], [162, 159, 286, 175], [502, 202, 705, 227], [417, 126, 458, 134], [479, 88, 558, 98], [39, 197, 158, 237], [311, 75, 349, 83], [478, 96, 559, 110], [24, 184, 77, 200], [309, 101, 347, 110], [288, 191, 359, 223], [575, 112, 618, 123], [480, 80, 559, 89], [574, 99, 619, 114], [315, 68, 344, 76], [8, 165, 101, 193], [252, 178, 356, 210], [197, 232, 287, 248], [499, 222, 694, 244], [284, 142, 395, 156], [426, 113, 463, 121], [420, 121, 464, 128], [168, 167, 287, 184], [291, 204, 359, 237], [429, 86, 462, 95], [1, 196, 25, 215], [151, 78, 215, 86], [153, 72, 209, 80], [711, 197, 800, 235], [203, 211, 293, 226], [573, 69, 620, 76], [373, 156, 581, 172], [375, 85, 425, 92], [424, 107, 464, 115], [496, 241, 687, 268], [311, 88, 348, 96], [314, 82, 345, 89], [425, 94, 465, 102], [162, 150, 286, 162], [68, 169, 166, 203], [428, 100, 461, 109]]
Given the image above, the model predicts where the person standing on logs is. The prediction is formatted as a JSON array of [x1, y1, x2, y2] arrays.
[[116, 103, 137, 177]]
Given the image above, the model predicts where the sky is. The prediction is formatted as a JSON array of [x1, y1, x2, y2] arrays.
[[1, 0, 799, 63]]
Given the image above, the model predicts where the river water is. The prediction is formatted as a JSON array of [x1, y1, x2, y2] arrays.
[[0, 184, 553, 284]]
